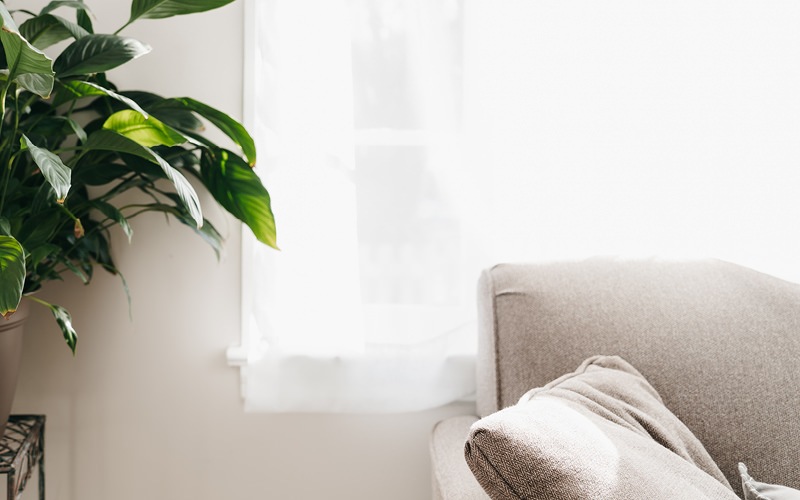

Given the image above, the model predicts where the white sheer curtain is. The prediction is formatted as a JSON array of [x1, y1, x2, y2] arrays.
[[237, 0, 480, 412], [235, 0, 800, 412]]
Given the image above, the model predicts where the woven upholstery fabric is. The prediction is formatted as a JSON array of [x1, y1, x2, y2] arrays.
[[430, 416, 488, 500], [475, 258, 800, 491], [465, 356, 739, 500]]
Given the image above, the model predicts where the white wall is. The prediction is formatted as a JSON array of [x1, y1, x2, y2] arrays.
[[12, 2, 473, 499], [462, 0, 800, 283]]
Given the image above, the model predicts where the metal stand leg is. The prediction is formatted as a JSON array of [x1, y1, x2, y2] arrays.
[[38, 419, 44, 500]]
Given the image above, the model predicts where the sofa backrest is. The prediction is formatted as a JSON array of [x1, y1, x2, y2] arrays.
[[476, 258, 800, 490]]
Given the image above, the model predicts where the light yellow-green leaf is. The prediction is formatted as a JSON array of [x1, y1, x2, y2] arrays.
[[103, 109, 185, 147]]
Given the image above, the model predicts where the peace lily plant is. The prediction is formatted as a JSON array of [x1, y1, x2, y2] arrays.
[[0, 0, 277, 352]]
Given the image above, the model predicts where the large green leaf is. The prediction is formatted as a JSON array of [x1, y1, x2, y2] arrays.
[[57, 80, 148, 116], [103, 109, 185, 147], [169, 97, 256, 166], [85, 130, 202, 227], [201, 149, 277, 248], [0, 5, 55, 97], [128, 0, 235, 23], [19, 13, 88, 49], [39, 0, 92, 16], [22, 135, 72, 203], [0, 236, 25, 319], [54, 34, 151, 78]]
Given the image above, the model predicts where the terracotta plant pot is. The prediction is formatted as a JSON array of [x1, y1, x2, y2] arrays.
[[0, 300, 28, 440]]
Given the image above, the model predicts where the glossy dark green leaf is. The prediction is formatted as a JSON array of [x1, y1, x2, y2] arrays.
[[54, 34, 151, 78], [128, 0, 235, 23], [0, 5, 55, 97], [22, 135, 72, 203], [169, 97, 256, 165], [103, 109, 185, 147], [0, 236, 25, 319], [201, 149, 276, 248], [58, 80, 148, 116], [19, 13, 89, 49], [85, 130, 202, 227]]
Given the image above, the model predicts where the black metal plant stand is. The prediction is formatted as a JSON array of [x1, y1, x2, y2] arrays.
[[0, 415, 45, 500]]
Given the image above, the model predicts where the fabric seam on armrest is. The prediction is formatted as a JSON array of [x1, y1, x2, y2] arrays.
[[467, 429, 524, 500]]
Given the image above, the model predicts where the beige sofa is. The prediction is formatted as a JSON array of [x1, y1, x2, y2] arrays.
[[430, 258, 800, 499]]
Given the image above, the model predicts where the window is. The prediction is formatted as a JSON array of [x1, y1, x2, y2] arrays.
[[232, 0, 800, 412]]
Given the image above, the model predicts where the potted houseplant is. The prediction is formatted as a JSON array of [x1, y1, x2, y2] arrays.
[[0, 0, 277, 437]]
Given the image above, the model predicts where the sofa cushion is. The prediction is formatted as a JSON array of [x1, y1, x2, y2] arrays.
[[477, 259, 800, 490], [740, 463, 800, 500], [464, 355, 739, 500]]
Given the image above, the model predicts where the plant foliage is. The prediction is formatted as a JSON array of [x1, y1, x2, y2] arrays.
[[0, 0, 276, 352]]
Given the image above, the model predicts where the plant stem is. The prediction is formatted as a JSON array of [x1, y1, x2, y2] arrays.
[[0, 156, 14, 215], [0, 83, 9, 215], [113, 20, 133, 36]]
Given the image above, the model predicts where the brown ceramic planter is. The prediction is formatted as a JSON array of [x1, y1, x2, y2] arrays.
[[0, 300, 29, 440]]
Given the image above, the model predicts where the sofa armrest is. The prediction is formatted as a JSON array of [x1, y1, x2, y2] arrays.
[[430, 416, 488, 500]]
